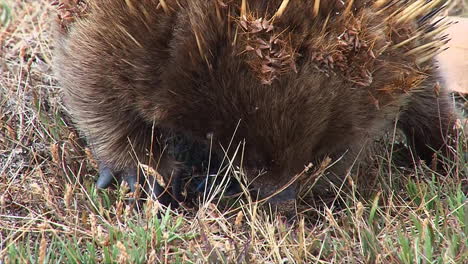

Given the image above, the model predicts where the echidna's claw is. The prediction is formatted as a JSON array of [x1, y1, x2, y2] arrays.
[[122, 167, 138, 193], [96, 163, 138, 193], [96, 164, 116, 189], [96, 162, 180, 206]]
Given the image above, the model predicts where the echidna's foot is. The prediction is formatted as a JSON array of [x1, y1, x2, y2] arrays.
[[96, 163, 176, 206], [96, 163, 138, 192], [142, 174, 178, 206]]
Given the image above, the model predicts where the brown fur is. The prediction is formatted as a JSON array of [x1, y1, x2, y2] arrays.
[[53, 0, 459, 204]]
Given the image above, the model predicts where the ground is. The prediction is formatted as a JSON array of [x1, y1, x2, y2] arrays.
[[0, 1, 467, 263]]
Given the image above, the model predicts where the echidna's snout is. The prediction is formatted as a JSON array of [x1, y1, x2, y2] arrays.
[[262, 182, 297, 204], [254, 181, 298, 214], [247, 168, 299, 211]]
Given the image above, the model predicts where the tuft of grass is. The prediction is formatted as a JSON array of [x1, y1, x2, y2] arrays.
[[1, 1, 467, 263], [5, 201, 197, 263]]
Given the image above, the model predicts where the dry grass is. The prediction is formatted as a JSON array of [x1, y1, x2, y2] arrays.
[[1, 1, 467, 263]]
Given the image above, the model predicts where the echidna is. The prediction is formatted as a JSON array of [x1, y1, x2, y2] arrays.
[[53, 0, 461, 207]]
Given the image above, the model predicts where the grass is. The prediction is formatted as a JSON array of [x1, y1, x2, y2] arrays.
[[1, 0, 467, 263]]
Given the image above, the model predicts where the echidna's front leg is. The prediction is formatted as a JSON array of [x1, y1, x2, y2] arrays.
[[76, 108, 180, 205]]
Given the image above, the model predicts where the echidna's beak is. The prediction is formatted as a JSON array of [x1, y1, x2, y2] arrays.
[[265, 182, 297, 205]]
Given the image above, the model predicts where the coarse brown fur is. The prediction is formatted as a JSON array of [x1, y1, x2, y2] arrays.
[[53, 0, 460, 206]]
